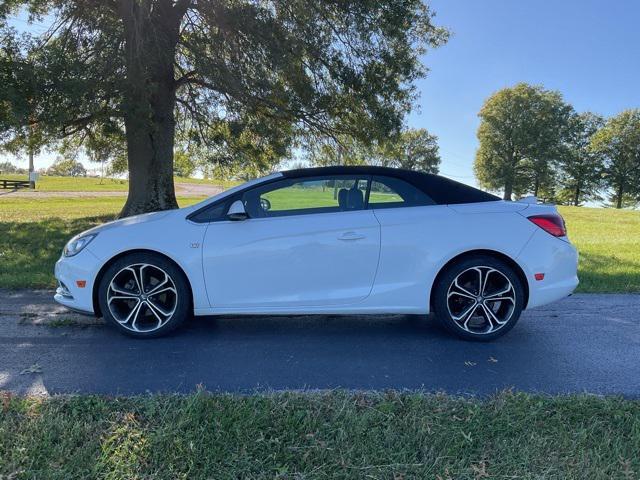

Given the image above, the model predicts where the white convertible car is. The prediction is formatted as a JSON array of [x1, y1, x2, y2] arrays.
[[55, 166, 578, 340]]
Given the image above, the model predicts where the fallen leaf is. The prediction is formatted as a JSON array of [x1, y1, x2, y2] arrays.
[[2, 391, 12, 412], [471, 460, 489, 478], [20, 363, 43, 375]]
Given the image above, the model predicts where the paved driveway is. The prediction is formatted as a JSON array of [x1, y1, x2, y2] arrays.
[[1, 290, 639, 396]]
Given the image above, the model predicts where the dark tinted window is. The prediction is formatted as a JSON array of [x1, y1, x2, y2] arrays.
[[368, 176, 435, 208], [187, 199, 233, 223]]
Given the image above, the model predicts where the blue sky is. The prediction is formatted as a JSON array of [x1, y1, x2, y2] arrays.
[[410, 0, 640, 185], [4, 1, 640, 183]]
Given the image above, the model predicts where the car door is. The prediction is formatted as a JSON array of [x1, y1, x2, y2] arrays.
[[365, 175, 448, 309], [201, 175, 381, 309]]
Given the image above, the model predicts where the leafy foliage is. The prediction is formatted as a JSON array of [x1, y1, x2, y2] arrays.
[[0, 0, 448, 215], [46, 157, 87, 176], [590, 109, 640, 209], [172, 150, 196, 178], [306, 128, 441, 174], [0, 160, 27, 174], [555, 112, 605, 206], [474, 83, 573, 200]]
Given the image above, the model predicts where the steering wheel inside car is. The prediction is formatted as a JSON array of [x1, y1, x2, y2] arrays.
[[260, 197, 271, 211]]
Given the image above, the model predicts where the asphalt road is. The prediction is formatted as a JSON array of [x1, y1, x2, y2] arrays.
[[1, 290, 639, 396]]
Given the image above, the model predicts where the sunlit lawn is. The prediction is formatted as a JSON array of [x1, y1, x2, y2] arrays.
[[559, 205, 640, 292], [0, 195, 638, 292], [264, 185, 400, 209], [0, 196, 204, 288]]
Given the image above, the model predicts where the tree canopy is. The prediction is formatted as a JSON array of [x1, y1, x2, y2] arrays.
[[590, 109, 640, 209], [47, 157, 87, 176], [0, 0, 448, 216], [306, 129, 441, 174], [474, 83, 573, 200], [555, 112, 605, 206]]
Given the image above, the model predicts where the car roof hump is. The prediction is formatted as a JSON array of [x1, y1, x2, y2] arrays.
[[280, 166, 499, 205]]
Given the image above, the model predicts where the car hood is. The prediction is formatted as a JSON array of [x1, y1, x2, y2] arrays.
[[82, 209, 177, 236]]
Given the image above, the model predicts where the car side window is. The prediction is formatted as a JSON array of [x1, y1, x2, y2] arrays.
[[243, 176, 369, 218], [368, 176, 435, 209]]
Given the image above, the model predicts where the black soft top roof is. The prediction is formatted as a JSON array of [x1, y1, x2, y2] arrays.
[[281, 166, 499, 205]]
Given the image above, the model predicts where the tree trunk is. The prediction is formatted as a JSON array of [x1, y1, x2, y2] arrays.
[[121, 107, 177, 217], [533, 176, 540, 198], [573, 185, 580, 207], [118, 0, 181, 218], [616, 183, 624, 209], [503, 177, 513, 201], [502, 150, 517, 201]]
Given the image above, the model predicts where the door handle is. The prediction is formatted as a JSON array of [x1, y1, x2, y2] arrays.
[[338, 231, 366, 241]]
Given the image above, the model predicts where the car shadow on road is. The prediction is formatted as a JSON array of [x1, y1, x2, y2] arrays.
[[187, 313, 447, 338]]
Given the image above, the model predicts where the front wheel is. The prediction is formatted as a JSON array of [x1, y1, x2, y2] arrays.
[[98, 252, 191, 338], [432, 256, 525, 341]]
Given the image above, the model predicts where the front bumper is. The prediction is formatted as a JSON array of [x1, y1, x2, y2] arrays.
[[53, 248, 102, 315]]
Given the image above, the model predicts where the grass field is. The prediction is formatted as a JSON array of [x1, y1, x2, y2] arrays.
[[0, 174, 237, 191], [0, 197, 203, 288], [561, 206, 640, 292], [0, 390, 638, 479], [0, 194, 638, 292]]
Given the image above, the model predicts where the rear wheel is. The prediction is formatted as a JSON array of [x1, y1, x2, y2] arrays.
[[98, 252, 190, 338], [432, 255, 525, 341]]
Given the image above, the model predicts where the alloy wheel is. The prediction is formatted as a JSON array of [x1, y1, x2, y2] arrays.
[[446, 266, 516, 335], [106, 263, 178, 333]]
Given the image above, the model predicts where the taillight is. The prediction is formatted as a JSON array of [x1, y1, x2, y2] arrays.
[[528, 214, 566, 237]]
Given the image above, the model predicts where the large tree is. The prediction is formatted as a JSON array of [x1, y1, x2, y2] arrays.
[[47, 156, 87, 176], [307, 128, 441, 174], [590, 109, 640, 209], [0, 0, 447, 216], [474, 83, 573, 200], [555, 112, 605, 206], [0, 32, 45, 184]]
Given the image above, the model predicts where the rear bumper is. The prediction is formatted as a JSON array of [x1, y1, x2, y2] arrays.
[[517, 230, 579, 309]]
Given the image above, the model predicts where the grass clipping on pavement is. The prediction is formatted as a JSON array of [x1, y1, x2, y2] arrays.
[[0, 390, 638, 479]]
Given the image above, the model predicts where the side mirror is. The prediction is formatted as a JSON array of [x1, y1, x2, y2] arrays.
[[227, 200, 248, 221]]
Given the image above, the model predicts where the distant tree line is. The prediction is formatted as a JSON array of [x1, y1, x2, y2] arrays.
[[0, 160, 27, 174], [474, 83, 640, 208]]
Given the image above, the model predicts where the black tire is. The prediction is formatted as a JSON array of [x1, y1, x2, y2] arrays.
[[432, 255, 525, 342], [98, 252, 191, 338]]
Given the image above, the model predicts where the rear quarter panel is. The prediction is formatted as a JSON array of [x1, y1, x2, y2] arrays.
[[369, 203, 538, 313]]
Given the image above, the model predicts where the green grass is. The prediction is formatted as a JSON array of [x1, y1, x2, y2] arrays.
[[264, 186, 400, 211], [0, 197, 204, 288], [0, 391, 638, 479], [559, 206, 640, 292], [0, 174, 237, 191], [0, 196, 638, 292]]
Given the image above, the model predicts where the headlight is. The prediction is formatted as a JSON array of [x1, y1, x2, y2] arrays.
[[63, 233, 97, 257]]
